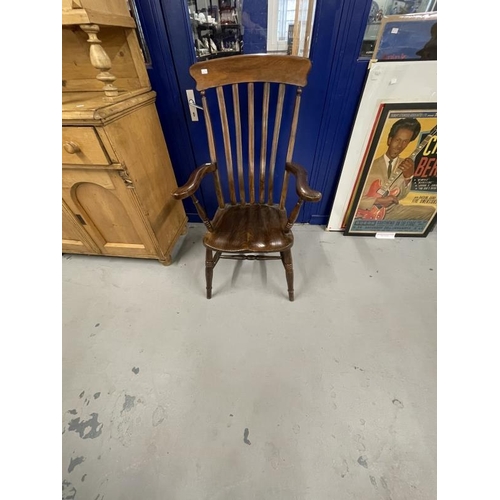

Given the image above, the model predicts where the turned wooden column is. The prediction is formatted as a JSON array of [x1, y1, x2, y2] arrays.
[[79, 24, 119, 100]]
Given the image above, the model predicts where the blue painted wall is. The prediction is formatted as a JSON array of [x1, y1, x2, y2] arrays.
[[135, 0, 372, 225]]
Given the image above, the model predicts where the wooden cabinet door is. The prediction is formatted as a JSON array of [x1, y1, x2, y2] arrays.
[[62, 168, 157, 258], [62, 200, 100, 254]]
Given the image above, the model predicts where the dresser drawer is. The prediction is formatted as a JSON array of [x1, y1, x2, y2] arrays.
[[62, 127, 110, 165]]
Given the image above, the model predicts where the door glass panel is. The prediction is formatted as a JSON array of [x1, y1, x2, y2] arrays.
[[360, 0, 437, 58], [186, 0, 317, 61], [187, 0, 243, 60], [267, 0, 317, 57]]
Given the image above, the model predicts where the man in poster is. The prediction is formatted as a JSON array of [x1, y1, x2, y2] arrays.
[[356, 117, 435, 223]]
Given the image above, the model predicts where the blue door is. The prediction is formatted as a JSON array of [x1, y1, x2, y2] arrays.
[[133, 0, 373, 224]]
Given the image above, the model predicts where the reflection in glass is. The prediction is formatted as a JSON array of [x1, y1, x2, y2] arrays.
[[186, 0, 317, 61], [188, 0, 244, 61], [360, 0, 437, 58], [267, 0, 316, 57]]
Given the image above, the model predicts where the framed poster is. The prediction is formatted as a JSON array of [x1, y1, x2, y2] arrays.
[[372, 13, 437, 61], [344, 102, 437, 237]]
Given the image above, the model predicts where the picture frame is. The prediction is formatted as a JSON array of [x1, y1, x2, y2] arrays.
[[344, 102, 437, 237], [372, 12, 437, 62]]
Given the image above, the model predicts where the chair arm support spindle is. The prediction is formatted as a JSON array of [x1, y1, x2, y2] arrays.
[[191, 194, 213, 232], [285, 199, 304, 232]]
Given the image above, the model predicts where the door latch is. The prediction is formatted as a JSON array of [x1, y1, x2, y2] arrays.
[[186, 89, 202, 121]]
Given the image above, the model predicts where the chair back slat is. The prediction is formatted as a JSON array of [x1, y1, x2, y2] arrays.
[[279, 170, 290, 209], [232, 84, 245, 204], [279, 88, 303, 208], [268, 83, 286, 204], [248, 82, 255, 204], [216, 86, 237, 205], [193, 56, 311, 209], [201, 91, 216, 163], [286, 88, 303, 163], [201, 90, 224, 208], [259, 82, 270, 203]]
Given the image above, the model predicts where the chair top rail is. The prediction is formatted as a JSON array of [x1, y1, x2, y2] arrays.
[[190, 55, 312, 91]]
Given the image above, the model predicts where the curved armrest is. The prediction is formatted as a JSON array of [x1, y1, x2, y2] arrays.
[[172, 162, 217, 200], [285, 162, 322, 202]]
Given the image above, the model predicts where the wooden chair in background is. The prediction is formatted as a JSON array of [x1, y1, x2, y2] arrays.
[[173, 55, 322, 301]]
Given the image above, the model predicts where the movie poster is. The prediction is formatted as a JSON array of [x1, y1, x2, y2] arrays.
[[344, 102, 437, 237]]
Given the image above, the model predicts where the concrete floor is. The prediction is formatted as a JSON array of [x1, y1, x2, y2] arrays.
[[62, 224, 436, 500]]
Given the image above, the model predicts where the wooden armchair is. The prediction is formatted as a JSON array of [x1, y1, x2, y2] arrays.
[[173, 55, 322, 301]]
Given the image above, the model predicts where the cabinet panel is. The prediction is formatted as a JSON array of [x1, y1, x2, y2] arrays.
[[62, 200, 100, 254], [62, 168, 157, 258]]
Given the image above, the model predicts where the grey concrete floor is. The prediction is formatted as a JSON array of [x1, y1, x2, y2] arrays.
[[62, 224, 436, 500]]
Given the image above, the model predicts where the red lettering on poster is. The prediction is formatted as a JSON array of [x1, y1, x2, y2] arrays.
[[414, 157, 437, 178]]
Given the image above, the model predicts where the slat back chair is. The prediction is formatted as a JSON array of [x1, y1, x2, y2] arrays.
[[173, 55, 322, 301]]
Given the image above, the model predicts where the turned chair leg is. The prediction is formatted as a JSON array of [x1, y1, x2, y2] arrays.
[[205, 248, 214, 299], [281, 249, 294, 302]]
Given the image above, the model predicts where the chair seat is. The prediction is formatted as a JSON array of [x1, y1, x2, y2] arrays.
[[203, 204, 294, 253]]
